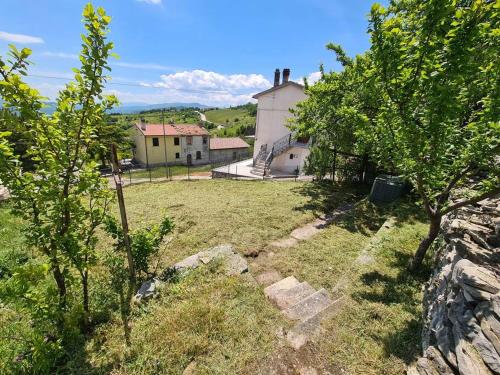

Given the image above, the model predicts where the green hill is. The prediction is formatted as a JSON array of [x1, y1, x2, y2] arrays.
[[204, 103, 256, 138]]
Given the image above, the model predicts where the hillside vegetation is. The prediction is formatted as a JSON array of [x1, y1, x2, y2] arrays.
[[204, 103, 256, 138]]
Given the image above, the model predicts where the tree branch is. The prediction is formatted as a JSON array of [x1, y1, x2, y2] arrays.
[[441, 187, 500, 216]]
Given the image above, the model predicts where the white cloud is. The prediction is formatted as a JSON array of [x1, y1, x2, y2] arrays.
[[25, 67, 271, 107], [41, 51, 78, 59], [153, 70, 271, 92], [307, 71, 322, 84], [136, 0, 162, 5], [41, 51, 176, 71], [0, 31, 44, 44], [105, 88, 255, 107]]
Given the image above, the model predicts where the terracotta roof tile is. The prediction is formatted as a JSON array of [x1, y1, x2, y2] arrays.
[[209, 137, 250, 150], [136, 123, 209, 136]]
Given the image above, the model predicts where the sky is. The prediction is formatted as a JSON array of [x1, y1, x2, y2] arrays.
[[0, 0, 383, 107]]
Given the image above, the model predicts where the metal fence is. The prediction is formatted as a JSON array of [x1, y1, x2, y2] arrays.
[[330, 150, 378, 185], [104, 153, 253, 186]]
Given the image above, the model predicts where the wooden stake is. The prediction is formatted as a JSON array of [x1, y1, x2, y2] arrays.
[[110, 144, 136, 284]]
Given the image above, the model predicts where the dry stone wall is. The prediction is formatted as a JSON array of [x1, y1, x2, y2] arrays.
[[409, 196, 500, 375]]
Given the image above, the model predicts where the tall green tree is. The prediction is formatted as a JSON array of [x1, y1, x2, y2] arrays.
[[367, 0, 499, 269], [0, 3, 117, 325], [295, 0, 499, 270]]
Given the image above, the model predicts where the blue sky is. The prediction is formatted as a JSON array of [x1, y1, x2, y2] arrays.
[[1, 0, 381, 107]]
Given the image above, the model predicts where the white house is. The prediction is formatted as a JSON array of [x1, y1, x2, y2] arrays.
[[251, 68, 310, 176]]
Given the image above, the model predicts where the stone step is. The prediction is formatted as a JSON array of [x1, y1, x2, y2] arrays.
[[283, 288, 332, 322], [272, 282, 316, 310], [264, 276, 300, 300], [251, 169, 265, 176], [286, 296, 344, 349]]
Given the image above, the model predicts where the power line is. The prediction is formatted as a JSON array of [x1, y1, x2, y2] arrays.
[[27, 74, 239, 95]]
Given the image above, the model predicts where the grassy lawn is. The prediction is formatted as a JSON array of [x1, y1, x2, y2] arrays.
[[127, 164, 213, 180], [0, 180, 430, 374], [204, 107, 254, 126]]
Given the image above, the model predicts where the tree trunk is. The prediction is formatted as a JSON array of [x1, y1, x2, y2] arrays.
[[409, 214, 441, 271], [82, 271, 90, 331], [52, 265, 67, 308]]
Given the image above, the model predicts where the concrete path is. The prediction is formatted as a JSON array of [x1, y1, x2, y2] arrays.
[[251, 212, 398, 373], [270, 203, 355, 248]]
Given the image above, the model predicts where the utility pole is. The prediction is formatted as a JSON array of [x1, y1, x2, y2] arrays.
[[110, 144, 136, 285], [162, 109, 168, 179]]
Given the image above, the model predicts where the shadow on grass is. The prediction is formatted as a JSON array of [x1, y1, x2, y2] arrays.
[[292, 181, 427, 236], [353, 250, 432, 365], [291, 181, 368, 216]]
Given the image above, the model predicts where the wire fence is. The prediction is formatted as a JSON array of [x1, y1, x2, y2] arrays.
[[103, 153, 255, 186]]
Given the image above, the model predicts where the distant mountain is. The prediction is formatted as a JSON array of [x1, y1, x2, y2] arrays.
[[1, 100, 209, 115], [111, 102, 209, 114]]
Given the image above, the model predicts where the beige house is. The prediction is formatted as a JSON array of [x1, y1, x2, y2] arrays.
[[251, 68, 310, 177], [133, 122, 209, 166], [209, 137, 250, 162]]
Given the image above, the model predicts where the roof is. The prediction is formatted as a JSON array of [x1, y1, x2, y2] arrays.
[[135, 123, 209, 136], [209, 137, 250, 150], [252, 81, 305, 99]]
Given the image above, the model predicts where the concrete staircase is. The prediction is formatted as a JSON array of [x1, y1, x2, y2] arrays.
[[250, 158, 266, 177], [263, 275, 342, 349]]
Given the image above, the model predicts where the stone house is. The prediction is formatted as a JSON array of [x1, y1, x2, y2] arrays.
[[133, 122, 209, 166], [209, 137, 250, 162]]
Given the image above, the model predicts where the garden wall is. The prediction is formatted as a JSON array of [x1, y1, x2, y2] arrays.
[[409, 196, 499, 374]]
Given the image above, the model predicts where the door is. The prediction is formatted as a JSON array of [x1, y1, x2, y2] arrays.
[[187, 154, 192, 166]]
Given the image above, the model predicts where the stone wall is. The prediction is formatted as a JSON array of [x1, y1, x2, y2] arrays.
[[409, 196, 500, 375]]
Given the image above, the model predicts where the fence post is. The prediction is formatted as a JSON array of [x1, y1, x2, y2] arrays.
[[110, 144, 135, 285], [332, 148, 337, 183]]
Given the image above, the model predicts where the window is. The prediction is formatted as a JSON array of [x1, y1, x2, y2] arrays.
[[202, 136, 208, 145], [175, 152, 180, 159], [196, 151, 201, 160], [232, 151, 237, 160], [174, 137, 180, 146], [187, 136, 193, 145], [289, 153, 294, 160], [152, 137, 159, 147]]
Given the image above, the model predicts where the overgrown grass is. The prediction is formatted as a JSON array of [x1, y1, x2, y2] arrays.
[[127, 164, 213, 180], [114, 180, 361, 266], [0, 202, 27, 275], [0, 180, 430, 374], [82, 265, 287, 374], [315, 204, 429, 374]]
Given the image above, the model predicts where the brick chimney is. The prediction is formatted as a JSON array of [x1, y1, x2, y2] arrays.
[[140, 118, 147, 131], [282, 68, 290, 84], [274, 68, 280, 87]]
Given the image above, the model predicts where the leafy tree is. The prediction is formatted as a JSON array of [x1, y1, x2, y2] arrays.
[[294, 0, 499, 270], [104, 216, 173, 345], [0, 3, 117, 328], [366, 0, 499, 269]]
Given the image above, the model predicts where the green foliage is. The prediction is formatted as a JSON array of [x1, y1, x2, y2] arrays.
[[303, 144, 334, 181], [0, 3, 121, 371], [105, 216, 174, 277], [294, 0, 500, 268]]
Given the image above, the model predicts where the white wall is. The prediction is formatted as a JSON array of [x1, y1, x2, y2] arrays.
[[253, 84, 307, 160], [270, 146, 310, 175]]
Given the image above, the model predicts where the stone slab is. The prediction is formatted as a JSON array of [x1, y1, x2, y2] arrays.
[[286, 296, 344, 349], [224, 253, 248, 276], [134, 278, 161, 303], [283, 288, 332, 322], [264, 276, 300, 300], [273, 282, 316, 310], [174, 254, 201, 271], [198, 244, 234, 264]]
